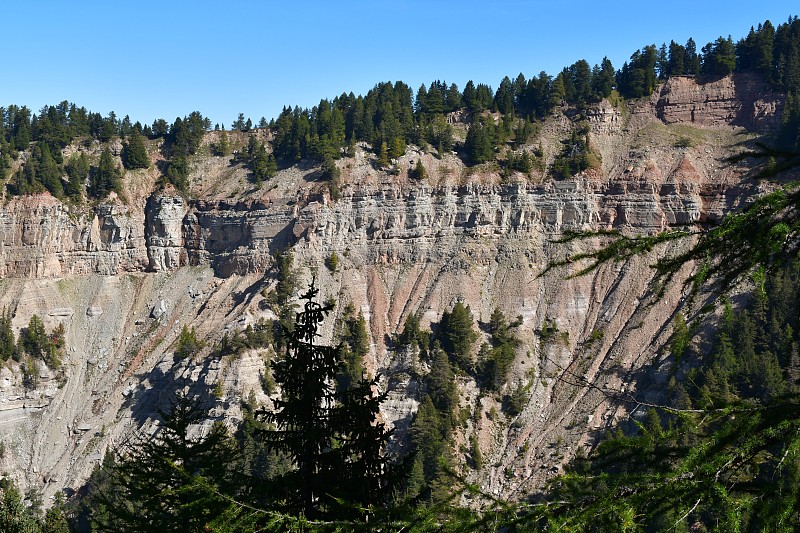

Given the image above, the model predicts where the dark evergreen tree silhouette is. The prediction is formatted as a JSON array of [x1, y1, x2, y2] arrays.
[[266, 280, 393, 518], [84, 392, 237, 532], [266, 281, 341, 517]]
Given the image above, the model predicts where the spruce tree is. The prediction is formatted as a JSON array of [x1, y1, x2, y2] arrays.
[[20, 314, 49, 360], [377, 141, 390, 169], [122, 131, 149, 170], [64, 152, 89, 198], [440, 301, 478, 370], [0, 308, 16, 361], [266, 281, 342, 516], [85, 393, 237, 532], [90, 147, 122, 198], [266, 281, 393, 518]]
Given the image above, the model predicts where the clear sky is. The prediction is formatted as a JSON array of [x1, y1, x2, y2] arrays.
[[2, 1, 797, 128]]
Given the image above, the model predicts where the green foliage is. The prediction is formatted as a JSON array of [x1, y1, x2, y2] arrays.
[[251, 143, 277, 183], [0, 308, 17, 361], [82, 394, 239, 532], [213, 130, 231, 156], [90, 147, 122, 198], [503, 149, 536, 177], [463, 80, 494, 113], [671, 312, 690, 359], [0, 478, 44, 532], [390, 136, 406, 159], [19, 314, 62, 368], [21, 355, 39, 389], [174, 325, 205, 359], [265, 250, 299, 310], [325, 251, 339, 272], [780, 89, 800, 151], [526, 213, 800, 532], [479, 308, 522, 390], [409, 159, 428, 180], [265, 282, 393, 517], [164, 155, 189, 192], [502, 382, 528, 416], [320, 155, 340, 182], [169, 111, 208, 158], [425, 347, 458, 416], [337, 303, 369, 391], [551, 121, 601, 179], [469, 433, 482, 470], [409, 396, 451, 500], [617, 45, 658, 98], [64, 152, 89, 198], [439, 301, 478, 371], [214, 320, 273, 359], [701, 36, 737, 77], [464, 115, 496, 165], [32, 144, 63, 197], [396, 311, 431, 358], [376, 141, 390, 169], [122, 131, 149, 169]]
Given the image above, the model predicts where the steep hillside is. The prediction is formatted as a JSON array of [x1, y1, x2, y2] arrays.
[[0, 73, 784, 504]]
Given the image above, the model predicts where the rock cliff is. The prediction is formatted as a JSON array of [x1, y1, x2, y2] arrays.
[[0, 74, 783, 503]]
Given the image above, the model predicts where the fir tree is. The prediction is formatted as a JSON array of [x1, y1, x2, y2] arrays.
[[377, 141, 390, 169], [122, 131, 149, 170], [90, 147, 122, 198], [85, 393, 237, 532], [439, 301, 478, 370], [251, 143, 276, 182], [0, 308, 16, 362], [266, 281, 392, 518], [266, 281, 342, 516], [64, 152, 89, 198]]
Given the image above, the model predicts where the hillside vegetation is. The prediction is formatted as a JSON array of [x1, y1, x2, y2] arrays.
[[1, 14, 800, 533]]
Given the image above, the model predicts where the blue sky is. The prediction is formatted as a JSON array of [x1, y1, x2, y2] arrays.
[[3, 1, 796, 127]]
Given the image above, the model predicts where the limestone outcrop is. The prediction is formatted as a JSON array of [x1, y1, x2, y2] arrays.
[[0, 178, 727, 279], [655, 72, 783, 130]]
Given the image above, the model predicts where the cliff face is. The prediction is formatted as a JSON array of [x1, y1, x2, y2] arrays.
[[0, 74, 783, 502], [655, 71, 783, 130], [0, 172, 740, 279]]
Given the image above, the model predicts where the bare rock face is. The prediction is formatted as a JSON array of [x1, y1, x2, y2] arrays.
[[145, 194, 188, 271], [185, 199, 293, 277], [656, 72, 782, 131], [0, 196, 147, 277]]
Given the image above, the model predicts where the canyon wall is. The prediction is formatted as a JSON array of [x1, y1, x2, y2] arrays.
[[0, 73, 783, 502]]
